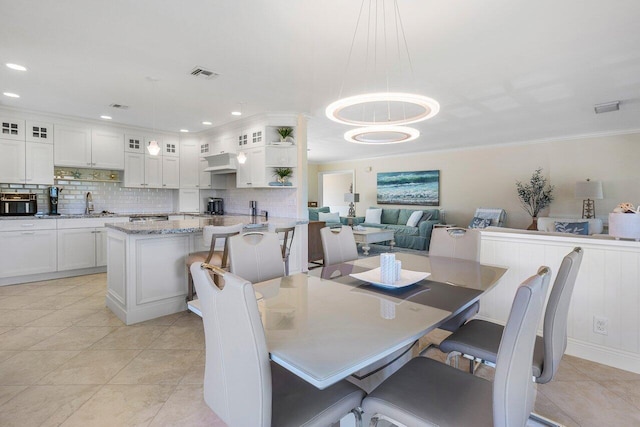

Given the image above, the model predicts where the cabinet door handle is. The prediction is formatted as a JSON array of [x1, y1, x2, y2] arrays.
[[21, 231, 35, 235], [163, 184, 166, 187], [21, 224, 35, 228]]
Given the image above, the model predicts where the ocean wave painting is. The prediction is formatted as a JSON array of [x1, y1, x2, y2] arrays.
[[377, 170, 440, 206]]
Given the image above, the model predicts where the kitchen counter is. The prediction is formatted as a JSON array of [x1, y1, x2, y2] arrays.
[[105, 214, 307, 325], [105, 215, 307, 235]]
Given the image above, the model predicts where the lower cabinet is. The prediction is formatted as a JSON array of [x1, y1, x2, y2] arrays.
[[57, 227, 105, 271], [0, 229, 57, 278]]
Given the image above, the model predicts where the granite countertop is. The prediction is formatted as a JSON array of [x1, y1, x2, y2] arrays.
[[105, 215, 307, 235]]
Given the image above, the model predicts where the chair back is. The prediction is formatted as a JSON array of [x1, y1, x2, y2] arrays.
[[320, 226, 359, 266], [474, 208, 507, 227], [539, 247, 583, 384], [190, 263, 271, 427], [228, 232, 284, 283], [493, 266, 551, 427], [202, 223, 244, 267], [429, 227, 481, 262]]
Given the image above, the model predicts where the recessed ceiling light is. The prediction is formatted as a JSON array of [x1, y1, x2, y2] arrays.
[[180, 129, 189, 133], [6, 63, 27, 71], [202, 121, 212, 125], [231, 111, 242, 116], [100, 115, 112, 120], [3, 92, 20, 98]]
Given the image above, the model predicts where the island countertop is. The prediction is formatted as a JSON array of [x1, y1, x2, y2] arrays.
[[105, 215, 307, 235]]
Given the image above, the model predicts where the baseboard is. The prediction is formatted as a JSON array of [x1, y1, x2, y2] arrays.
[[0, 267, 106, 286]]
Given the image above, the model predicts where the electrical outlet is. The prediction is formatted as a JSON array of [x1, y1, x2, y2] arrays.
[[594, 316, 608, 335]]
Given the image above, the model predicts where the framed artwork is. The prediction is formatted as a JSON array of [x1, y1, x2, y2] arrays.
[[377, 170, 440, 206]]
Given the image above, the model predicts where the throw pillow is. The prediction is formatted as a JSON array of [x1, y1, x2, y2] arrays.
[[318, 212, 340, 224], [406, 210, 424, 227], [308, 206, 330, 221], [468, 216, 492, 229], [365, 208, 382, 224], [555, 221, 589, 235]]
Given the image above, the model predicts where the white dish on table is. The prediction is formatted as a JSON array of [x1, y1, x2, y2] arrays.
[[350, 267, 430, 289]]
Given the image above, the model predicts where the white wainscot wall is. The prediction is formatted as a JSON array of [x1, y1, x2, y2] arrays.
[[479, 229, 640, 374]]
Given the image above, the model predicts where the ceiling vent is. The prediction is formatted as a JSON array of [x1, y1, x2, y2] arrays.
[[190, 66, 219, 80], [594, 101, 620, 114], [109, 103, 129, 110]]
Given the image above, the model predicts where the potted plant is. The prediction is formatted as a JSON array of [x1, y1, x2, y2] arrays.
[[276, 127, 294, 143], [273, 167, 293, 185], [516, 168, 554, 230]]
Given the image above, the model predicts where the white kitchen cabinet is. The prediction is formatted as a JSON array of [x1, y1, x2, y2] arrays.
[[124, 152, 163, 188], [25, 121, 53, 143], [163, 135, 180, 157], [162, 156, 180, 188], [179, 138, 199, 189], [58, 228, 98, 271], [0, 138, 26, 183], [54, 124, 92, 167], [198, 157, 213, 189], [236, 146, 266, 188], [0, 219, 57, 278], [95, 228, 108, 267], [25, 142, 54, 185], [91, 129, 124, 169], [178, 189, 199, 212], [125, 134, 145, 153], [0, 117, 25, 141]]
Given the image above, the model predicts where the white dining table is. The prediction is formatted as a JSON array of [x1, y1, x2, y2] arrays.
[[253, 253, 507, 389]]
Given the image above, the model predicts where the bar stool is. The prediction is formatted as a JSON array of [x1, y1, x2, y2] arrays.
[[185, 223, 243, 302], [275, 225, 296, 276]]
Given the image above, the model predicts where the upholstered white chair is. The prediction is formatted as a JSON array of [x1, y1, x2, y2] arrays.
[[320, 226, 358, 266], [190, 262, 365, 427], [228, 232, 284, 284], [362, 267, 551, 427], [185, 223, 243, 302]]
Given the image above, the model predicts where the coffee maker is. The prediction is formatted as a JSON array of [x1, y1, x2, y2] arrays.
[[49, 186, 62, 215], [207, 198, 224, 215]]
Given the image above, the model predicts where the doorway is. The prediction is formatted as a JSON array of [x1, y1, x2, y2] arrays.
[[318, 170, 354, 216]]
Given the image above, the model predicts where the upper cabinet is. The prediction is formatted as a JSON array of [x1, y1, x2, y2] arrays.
[[163, 135, 180, 157], [26, 121, 53, 143], [0, 117, 53, 185], [0, 117, 25, 141], [54, 125, 124, 169]]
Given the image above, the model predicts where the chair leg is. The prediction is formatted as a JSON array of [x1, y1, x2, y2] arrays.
[[351, 407, 363, 427], [529, 412, 564, 427], [284, 256, 290, 276], [186, 268, 194, 303]]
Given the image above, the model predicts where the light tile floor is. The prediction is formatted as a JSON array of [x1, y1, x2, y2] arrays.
[[0, 273, 639, 426]]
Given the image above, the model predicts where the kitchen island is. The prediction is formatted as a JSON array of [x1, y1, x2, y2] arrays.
[[105, 215, 306, 325]]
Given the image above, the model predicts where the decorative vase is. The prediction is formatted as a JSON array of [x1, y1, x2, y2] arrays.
[[527, 217, 538, 230]]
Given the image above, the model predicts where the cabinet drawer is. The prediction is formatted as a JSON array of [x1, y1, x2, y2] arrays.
[[0, 219, 56, 232], [56, 217, 129, 229]]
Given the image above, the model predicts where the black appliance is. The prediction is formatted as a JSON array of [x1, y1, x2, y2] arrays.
[[0, 193, 37, 216], [49, 186, 62, 215], [207, 198, 224, 215]]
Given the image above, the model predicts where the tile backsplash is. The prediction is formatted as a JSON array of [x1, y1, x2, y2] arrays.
[[214, 187, 298, 218], [0, 181, 176, 214]]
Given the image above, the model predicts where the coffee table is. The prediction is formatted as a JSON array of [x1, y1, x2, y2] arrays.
[[352, 227, 395, 255]]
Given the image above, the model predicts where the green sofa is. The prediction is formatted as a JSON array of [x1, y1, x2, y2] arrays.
[[359, 208, 442, 251]]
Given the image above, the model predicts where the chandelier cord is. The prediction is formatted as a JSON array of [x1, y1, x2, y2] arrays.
[[339, 0, 367, 101]]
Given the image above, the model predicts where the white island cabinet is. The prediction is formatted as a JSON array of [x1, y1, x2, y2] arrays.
[[105, 216, 305, 325]]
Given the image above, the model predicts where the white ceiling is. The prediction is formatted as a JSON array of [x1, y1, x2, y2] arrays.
[[2, 0, 640, 163]]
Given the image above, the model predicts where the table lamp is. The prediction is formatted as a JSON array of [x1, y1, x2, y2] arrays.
[[575, 179, 603, 219], [344, 192, 360, 217]]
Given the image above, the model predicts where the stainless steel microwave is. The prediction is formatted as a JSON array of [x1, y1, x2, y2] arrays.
[[0, 193, 38, 216]]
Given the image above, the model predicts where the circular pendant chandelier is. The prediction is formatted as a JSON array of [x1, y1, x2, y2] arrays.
[[326, 0, 439, 144]]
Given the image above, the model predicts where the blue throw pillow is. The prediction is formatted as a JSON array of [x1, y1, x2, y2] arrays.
[[468, 217, 492, 229], [555, 221, 589, 235]]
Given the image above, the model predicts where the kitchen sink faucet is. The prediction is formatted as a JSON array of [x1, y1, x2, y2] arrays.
[[85, 192, 94, 214]]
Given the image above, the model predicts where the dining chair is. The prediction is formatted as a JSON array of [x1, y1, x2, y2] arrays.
[[190, 262, 365, 427], [438, 247, 583, 426], [320, 226, 358, 266], [426, 227, 482, 334], [274, 225, 295, 276], [185, 223, 243, 302], [362, 266, 552, 427], [227, 232, 284, 283]]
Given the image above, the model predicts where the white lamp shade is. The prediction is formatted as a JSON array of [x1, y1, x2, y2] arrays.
[[575, 180, 603, 199], [344, 193, 360, 203]]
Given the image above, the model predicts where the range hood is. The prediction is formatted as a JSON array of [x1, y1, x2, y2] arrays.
[[204, 153, 237, 174]]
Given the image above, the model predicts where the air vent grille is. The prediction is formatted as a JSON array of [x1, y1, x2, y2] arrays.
[[109, 103, 129, 109], [190, 66, 219, 80]]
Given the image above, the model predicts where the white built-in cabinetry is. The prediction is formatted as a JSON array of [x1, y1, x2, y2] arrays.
[[54, 125, 124, 169], [0, 219, 57, 278], [57, 218, 128, 270], [178, 189, 200, 212], [123, 134, 178, 189], [0, 118, 54, 185], [236, 146, 266, 188]]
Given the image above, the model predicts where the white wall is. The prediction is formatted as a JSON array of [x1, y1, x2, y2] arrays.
[[313, 132, 640, 229]]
